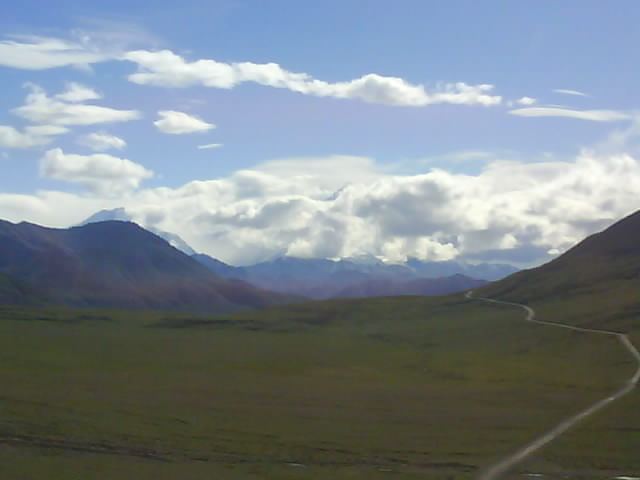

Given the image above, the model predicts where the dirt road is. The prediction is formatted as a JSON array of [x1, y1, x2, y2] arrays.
[[466, 290, 640, 480]]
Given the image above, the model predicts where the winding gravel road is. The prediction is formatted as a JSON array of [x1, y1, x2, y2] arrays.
[[465, 290, 640, 480]]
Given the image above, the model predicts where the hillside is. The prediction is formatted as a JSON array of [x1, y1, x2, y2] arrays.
[[335, 273, 487, 298], [479, 209, 640, 333], [0, 272, 46, 305], [0, 220, 290, 313]]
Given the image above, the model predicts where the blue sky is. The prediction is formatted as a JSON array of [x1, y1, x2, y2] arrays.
[[1, 1, 639, 265]]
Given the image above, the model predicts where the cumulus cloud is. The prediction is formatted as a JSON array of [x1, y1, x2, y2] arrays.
[[154, 110, 215, 134], [553, 88, 588, 97], [0, 35, 108, 70], [131, 150, 640, 265], [40, 148, 153, 195], [12, 83, 140, 126], [509, 107, 630, 122], [5, 145, 640, 267], [36, 149, 636, 266], [78, 132, 127, 151], [124, 49, 502, 107], [197, 143, 223, 149]]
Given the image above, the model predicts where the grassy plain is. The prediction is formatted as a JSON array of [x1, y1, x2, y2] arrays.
[[0, 294, 637, 479]]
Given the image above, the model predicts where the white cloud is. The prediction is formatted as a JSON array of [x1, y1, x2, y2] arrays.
[[450, 151, 494, 161], [253, 155, 387, 193], [78, 132, 127, 151], [5, 140, 640, 267], [124, 49, 502, 107], [55, 82, 101, 102], [509, 107, 630, 122], [0, 190, 122, 227], [0, 126, 50, 149], [40, 148, 153, 195], [0, 124, 68, 149], [13, 84, 141, 126], [516, 96, 537, 106], [154, 110, 215, 134], [0, 35, 108, 70], [553, 89, 588, 97], [25, 125, 70, 136], [126, 150, 640, 265], [197, 143, 223, 150]]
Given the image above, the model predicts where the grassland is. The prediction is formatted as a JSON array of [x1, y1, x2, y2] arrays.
[[0, 294, 638, 479], [493, 289, 640, 478]]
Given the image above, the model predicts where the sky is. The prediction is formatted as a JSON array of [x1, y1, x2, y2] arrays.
[[1, 0, 639, 266]]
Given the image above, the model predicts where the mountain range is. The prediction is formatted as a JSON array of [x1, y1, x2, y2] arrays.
[[0, 218, 493, 311], [0, 219, 291, 312], [192, 254, 494, 299], [81, 208, 516, 299]]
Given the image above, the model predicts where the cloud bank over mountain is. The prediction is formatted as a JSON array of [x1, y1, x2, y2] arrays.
[[2, 143, 638, 267]]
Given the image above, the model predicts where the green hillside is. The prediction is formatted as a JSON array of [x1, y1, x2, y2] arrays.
[[1, 294, 637, 479]]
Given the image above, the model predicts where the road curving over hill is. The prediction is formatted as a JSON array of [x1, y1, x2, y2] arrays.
[[465, 290, 640, 480]]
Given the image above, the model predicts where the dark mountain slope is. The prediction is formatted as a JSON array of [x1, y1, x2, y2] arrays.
[[80, 207, 196, 255], [0, 272, 47, 305], [0, 220, 289, 312], [191, 253, 248, 280], [478, 210, 640, 333]]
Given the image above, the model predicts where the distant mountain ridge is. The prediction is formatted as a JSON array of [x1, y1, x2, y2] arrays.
[[192, 254, 499, 299], [74, 208, 518, 300], [0, 219, 291, 312]]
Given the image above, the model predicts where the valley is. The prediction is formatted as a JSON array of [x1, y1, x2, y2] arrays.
[[0, 292, 638, 479], [2, 213, 640, 479], [1, 4, 637, 479]]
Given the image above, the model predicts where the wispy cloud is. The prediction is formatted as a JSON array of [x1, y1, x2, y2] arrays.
[[78, 132, 127, 151], [553, 88, 589, 97], [449, 151, 495, 161], [13, 84, 140, 126], [124, 49, 502, 107], [197, 143, 223, 150], [0, 35, 108, 70], [509, 107, 629, 122], [0, 124, 69, 149]]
